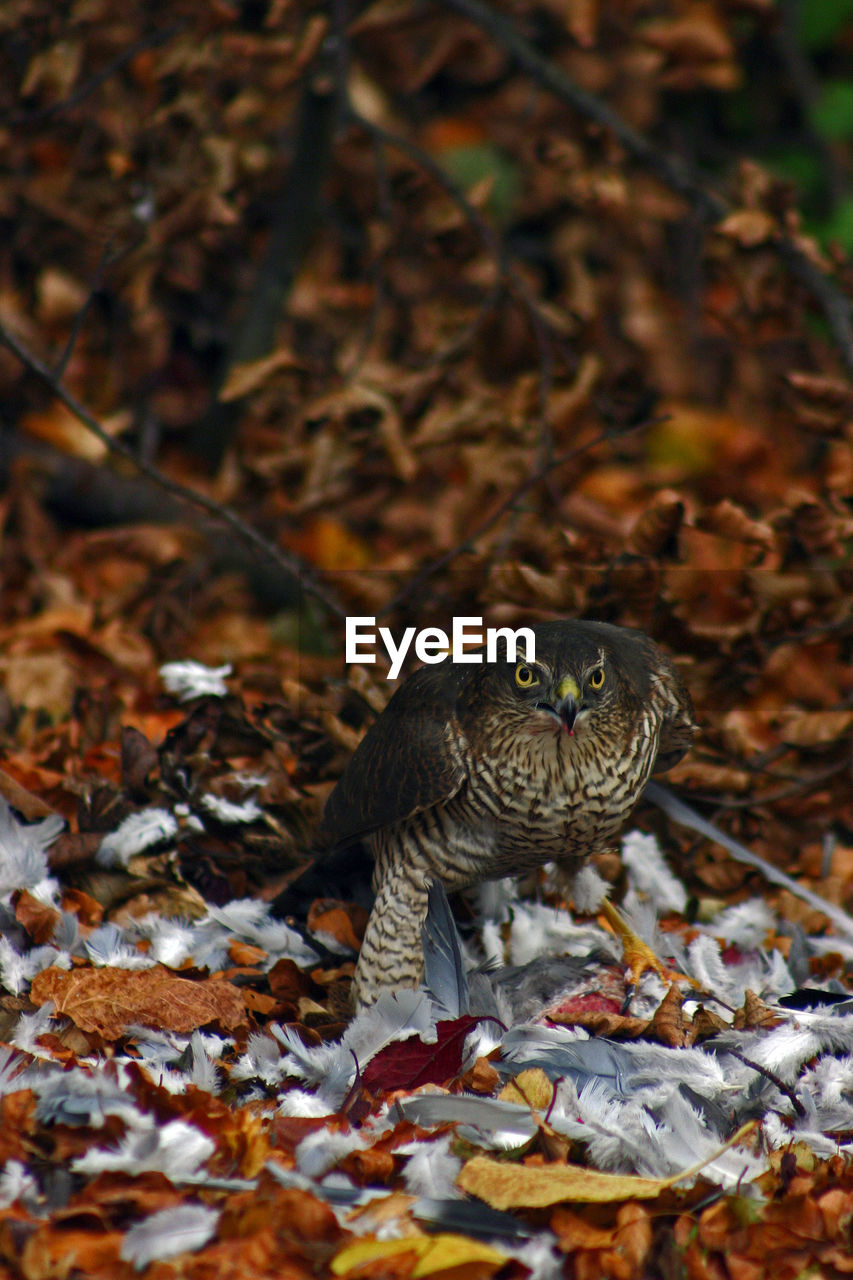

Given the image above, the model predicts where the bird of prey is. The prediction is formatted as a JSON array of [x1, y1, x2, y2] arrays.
[[315, 620, 695, 1008]]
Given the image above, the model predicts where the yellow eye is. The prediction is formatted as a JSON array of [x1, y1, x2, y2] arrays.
[[589, 666, 605, 690], [515, 663, 539, 688]]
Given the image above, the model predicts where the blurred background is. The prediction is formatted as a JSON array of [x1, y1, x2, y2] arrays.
[[0, 0, 850, 916]]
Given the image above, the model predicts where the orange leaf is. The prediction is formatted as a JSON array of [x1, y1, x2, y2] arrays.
[[307, 900, 367, 952], [14, 890, 61, 945], [30, 965, 249, 1039]]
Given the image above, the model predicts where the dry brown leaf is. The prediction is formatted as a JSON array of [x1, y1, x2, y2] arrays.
[[30, 965, 249, 1039], [20, 1225, 124, 1279], [779, 709, 853, 748], [552, 984, 690, 1045], [462, 1056, 501, 1095], [628, 491, 685, 556], [733, 989, 783, 1031], [550, 1006, 649, 1039], [643, 8, 733, 61], [457, 1155, 668, 1209], [716, 209, 776, 247], [665, 760, 752, 793], [690, 1004, 729, 1042], [552, 1201, 653, 1267], [0, 768, 59, 820], [14, 890, 61, 945], [645, 983, 689, 1047], [696, 498, 776, 550], [19, 402, 131, 460]]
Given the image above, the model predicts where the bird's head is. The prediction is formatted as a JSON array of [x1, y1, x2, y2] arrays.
[[460, 621, 649, 745], [510, 658, 607, 736]]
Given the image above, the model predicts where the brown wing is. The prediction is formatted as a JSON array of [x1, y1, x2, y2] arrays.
[[641, 637, 696, 774], [317, 660, 471, 850]]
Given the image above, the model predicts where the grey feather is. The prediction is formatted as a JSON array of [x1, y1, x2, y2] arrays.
[[421, 880, 470, 1017]]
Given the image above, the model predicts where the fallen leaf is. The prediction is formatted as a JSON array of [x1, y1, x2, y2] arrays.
[[499, 1067, 554, 1110], [307, 899, 367, 951], [716, 209, 776, 247], [457, 1155, 669, 1209], [330, 1232, 506, 1277], [219, 348, 304, 401], [15, 890, 61, 944], [779, 709, 853, 748], [361, 1016, 484, 1091], [30, 965, 249, 1039], [733, 990, 783, 1031]]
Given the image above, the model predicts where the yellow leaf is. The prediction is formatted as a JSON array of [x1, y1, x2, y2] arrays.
[[457, 1155, 668, 1210], [499, 1067, 554, 1110], [330, 1232, 507, 1276]]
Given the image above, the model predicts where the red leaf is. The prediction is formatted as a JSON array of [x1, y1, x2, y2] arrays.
[[361, 1016, 483, 1092]]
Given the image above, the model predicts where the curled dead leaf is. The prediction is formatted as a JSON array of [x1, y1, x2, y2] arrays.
[[785, 501, 846, 558], [733, 989, 782, 1031], [785, 370, 853, 410], [14, 890, 61, 945], [690, 1005, 729, 1041], [307, 899, 368, 952], [645, 983, 689, 1048], [696, 498, 776, 551], [629, 491, 685, 556], [551, 1201, 653, 1268]]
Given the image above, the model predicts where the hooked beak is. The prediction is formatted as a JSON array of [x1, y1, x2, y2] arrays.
[[555, 692, 579, 734], [538, 675, 581, 734]]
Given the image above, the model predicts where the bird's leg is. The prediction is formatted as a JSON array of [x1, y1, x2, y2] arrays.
[[597, 896, 668, 986], [597, 897, 701, 997], [351, 852, 430, 1009]]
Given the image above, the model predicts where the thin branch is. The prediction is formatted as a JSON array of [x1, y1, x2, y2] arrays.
[[52, 239, 118, 382], [774, 0, 847, 211], [0, 320, 347, 623], [12, 24, 184, 126], [440, 0, 853, 380], [194, 48, 341, 467], [725, 1049, 806, 1118], [442, 0, 724, 218]]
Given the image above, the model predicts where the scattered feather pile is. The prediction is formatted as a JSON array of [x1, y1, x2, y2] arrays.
[[1, 780, 852, 1279]]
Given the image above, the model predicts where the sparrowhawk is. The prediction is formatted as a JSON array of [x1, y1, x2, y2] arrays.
[[315, 620, 695, 1008]]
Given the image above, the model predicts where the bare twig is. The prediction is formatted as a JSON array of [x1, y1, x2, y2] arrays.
[[774, 0, 847, 211], [440, 0, 853, 380], [12, 24, 184, 126], [194, 40, 341, 467], [52, 239, 119, 382], [442, 0, 723, 217], [725, 1049, 807, 1118], [0, 320, 347, 623]]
